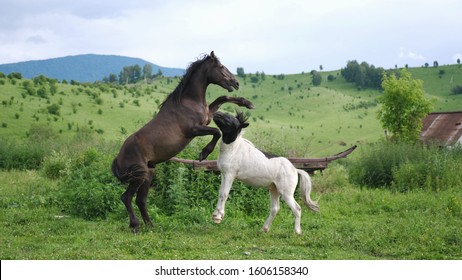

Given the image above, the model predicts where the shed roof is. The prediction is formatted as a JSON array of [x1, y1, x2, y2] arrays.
[[420, 111, 462, 145]]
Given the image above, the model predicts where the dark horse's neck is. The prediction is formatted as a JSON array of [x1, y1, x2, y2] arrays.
[[162, 57, 210, 106], [181, 68, 209, 103]]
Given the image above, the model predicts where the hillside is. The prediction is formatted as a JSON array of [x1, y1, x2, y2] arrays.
[[0, 64, 461, 157], [0, 54, 185, 82]]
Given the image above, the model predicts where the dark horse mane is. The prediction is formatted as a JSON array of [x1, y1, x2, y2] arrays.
[[161, 53, 216, 107]]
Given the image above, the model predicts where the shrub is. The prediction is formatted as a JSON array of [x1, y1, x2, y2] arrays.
[[41, 150, 71, 180], [312, 163, 351, 193], [152, 140, 268, 218], [27, 123, 56, 143], [56, 148, 122, 220], [0, 138, 46, 170], [348, 142, 462, 191], [451, 85, 462, 95], [348, 142, 422, 188], [47, 104, 61, 116], [391, 146, 462, 192]]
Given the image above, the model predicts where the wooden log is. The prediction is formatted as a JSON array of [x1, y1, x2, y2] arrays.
[[169, 145, 357, 174]]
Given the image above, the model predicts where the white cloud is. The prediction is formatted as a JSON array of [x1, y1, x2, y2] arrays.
[[399, 49, 426, 61]]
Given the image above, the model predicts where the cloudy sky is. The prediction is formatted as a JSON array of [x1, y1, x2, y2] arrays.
[[1, 0, 461, 74]]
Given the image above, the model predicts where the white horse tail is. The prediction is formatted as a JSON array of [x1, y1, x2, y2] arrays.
[[297, 169, 320, 212]]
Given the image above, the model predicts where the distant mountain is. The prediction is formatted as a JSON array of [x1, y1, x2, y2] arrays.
[[0, 54, 185, 82]]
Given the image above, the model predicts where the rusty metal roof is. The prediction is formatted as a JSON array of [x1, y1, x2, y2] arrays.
[[420, 111, 462, 145]]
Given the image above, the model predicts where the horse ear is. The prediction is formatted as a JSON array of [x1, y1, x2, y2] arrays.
[[210, 51, 216, 61], [241, 122, 249, 129]]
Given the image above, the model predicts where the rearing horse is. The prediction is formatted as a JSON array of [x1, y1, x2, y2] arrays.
[[112, 51, 254, 232]]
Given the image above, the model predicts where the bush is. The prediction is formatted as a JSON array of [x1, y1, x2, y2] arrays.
[[451, 85, 462, 95], [152, 140, 268, 218], [47, 103, 61, 116], [348, 142, 462, 191], [56, 148, 123, 220], [41, 150, 71, 180], [391, 146, 462, 192], [0, 138, 46, 170], [312, 163, 351, 193]]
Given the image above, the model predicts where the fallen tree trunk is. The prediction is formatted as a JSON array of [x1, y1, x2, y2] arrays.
[[169, 145, 357, 174]]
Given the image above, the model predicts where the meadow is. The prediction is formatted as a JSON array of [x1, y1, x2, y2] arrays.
[[1, 64, 461, 259]]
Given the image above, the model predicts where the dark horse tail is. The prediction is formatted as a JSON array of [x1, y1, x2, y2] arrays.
[[112, 158, 147, 185], [112, 158, 128, 184]]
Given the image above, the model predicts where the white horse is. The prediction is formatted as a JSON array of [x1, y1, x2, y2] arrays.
[[212, 111, 319, 234]]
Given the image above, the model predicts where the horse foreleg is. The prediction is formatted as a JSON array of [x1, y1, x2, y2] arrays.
[[208, 95, 255, 114], [212, 173, 235, 223], [188, 125, 221, 161], [262, 184, 281, 233]]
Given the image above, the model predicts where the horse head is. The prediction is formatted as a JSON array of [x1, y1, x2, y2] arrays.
[[213, 111, 249, 144], [206, 51, 239, 92]]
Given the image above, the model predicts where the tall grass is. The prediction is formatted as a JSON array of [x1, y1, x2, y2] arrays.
[[347, 141, 462, 191]]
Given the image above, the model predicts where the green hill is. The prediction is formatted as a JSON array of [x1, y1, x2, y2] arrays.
[[1, 64, 461, 157], [0, 54, 185, 82]]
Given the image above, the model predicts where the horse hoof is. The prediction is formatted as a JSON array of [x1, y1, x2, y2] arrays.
[[247, 103, 255, 109], [199, 151, 208, 161]]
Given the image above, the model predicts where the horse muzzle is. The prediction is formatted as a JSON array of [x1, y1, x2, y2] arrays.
[[227, 79, 239, 92]]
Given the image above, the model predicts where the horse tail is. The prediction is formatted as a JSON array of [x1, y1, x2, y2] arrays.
[[297, 169, 319, 212], [111, 158, 127, 184], [112, 158, 147, 185]]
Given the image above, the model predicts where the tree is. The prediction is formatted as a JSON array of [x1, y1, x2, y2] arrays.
[[236, 67, 246, 78], [7, 72, 22, 79], [377, 69, 432, 143], [143, 64, 153, 80], [340, 60, 384, 89], [119, 66, 131, 84], [108, 73, 118, 83], [132, 64, 142, 83], [311, 70, 322, 86]]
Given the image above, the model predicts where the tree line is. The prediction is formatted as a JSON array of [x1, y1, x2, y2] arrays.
[[102, 64, 163, 84], [341, 60, 385, 89]]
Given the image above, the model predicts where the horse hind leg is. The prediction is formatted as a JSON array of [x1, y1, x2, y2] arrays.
[[262, 184, 280, 233], [281, 192, 302, 235], [121, 164, 149, 233], [121, 181, 142, 233], [136, 171, 154, 228]]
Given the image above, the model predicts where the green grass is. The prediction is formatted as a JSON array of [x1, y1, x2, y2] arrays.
[[2, 64, 461, 157], [1, 169, 461, 260]]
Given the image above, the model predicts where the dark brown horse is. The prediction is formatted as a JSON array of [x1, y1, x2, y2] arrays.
[[112, 51, 254, 232]]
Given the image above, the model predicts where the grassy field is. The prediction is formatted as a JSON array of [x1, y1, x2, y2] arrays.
[[2, 64, 461, 157], [1, 167, 461, 260], [1, 64, 461, 260]]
